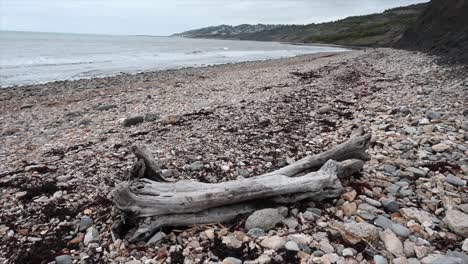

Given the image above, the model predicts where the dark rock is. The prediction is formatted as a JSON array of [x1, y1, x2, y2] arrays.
[[95, 104, 117, 111], [122, 116, 144, 127]]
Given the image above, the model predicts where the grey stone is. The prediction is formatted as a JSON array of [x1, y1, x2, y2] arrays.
[[285, 241, 300, 252], [260, 236, 286, 250], [302, 211, 316, 221], [318, 105, 332, 114], [447, 175, 467, 187], [386, 184, 401, 194], [405, 125, 418, 134], [319, 241, 335, 254], [342, 248, 354, 257], [245, 207, 287, 231], [95, 104, 117, 111], [426, 110, 442, 120], [391, 223, 411, 238], [406, 167, 427, 177], [419, 118, 430, 125], [399, 106, 411, 114], [384, 164, 397, 174], [407, 258, 420, 264], [343, 222, 378, 245], [374, 216, 394, 230], [122, 116, 144, 127], [223, 257, 242, 264], [222, 236, 243, 249], [313, 250, 325, 257], [282, 217, 299, 229], [382, 198, 400, 213], [444, 210, 468, 237], [380, 229, 404, 257], [189, 161, 204, 171], [374, 255, 389, 264], [374, 216, 410, 238], [78, 216, 93, 232], [430, 257, 464, 264], [235, 167, 250, 177], [365, 197, 382, 207], [447, 251, 468, 264], [144, 113, 160, 122], [247, 228, 266, 238], [401, 208, 434, 225], [306, 208, 322, 217], [146, 231, 166, 245], [161, 169, 172, 178], [84, 227, 99, 246], [55, 255, 73, 264], [432, 143, 451, 152]]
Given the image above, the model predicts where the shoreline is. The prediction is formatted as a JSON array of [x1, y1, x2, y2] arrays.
[[1, 48, 467, 263], [0, 51, 344, 93]]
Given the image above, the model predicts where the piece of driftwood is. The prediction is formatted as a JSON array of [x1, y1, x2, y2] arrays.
[[111, 129, 371, 241], [114, 159, 344, 217]]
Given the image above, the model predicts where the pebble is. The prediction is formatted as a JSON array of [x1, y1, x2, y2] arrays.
[[365, 197, 382, 207], [84, 227, 99, 246], [189, 161, 204, 171], [342, 248, 354, 257], [341, 202, 357, 216], [342, 222, 378, 245], [78, 216, 94, 231], [121, 116, 145, 127], [374, 255, 389, 264], [260, 236, 286, 250], [285, 241, 300, 251], [318, 105, 333, 114], [146, 231, 166, 245], [382, 198, 400, 212], [342, 190, 357, 202], [55, 255, 73, 264], [406, 167, 427, 177], [446, 174, 466, 187], [222, 236, 243, 249], [419, 118, 430, 125], [247, 228, 266, 238], [443, 210, 468, 237], [380, 229, 404, 257], [426, 110, 442, 120], [432, 143, 451, 152], [223, 257, 242, 264], [245, 207, 287, 231]]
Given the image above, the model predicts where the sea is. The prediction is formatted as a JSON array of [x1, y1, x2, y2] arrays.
[[0, 31, 348, 88]]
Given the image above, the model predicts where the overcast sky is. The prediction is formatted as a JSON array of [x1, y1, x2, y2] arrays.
[[1, 0, 428, 36]]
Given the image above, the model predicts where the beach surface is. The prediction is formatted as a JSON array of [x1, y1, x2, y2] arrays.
[[1, 49, 467, 263]]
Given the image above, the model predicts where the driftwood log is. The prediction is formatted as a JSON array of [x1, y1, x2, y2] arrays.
[[111, 128, 371, 242]]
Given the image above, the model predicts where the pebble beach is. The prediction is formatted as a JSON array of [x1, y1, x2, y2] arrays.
[[1, 48, 467, 264]]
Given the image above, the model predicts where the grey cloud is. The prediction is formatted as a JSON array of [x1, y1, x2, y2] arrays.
[[1, 0, 428, 35]]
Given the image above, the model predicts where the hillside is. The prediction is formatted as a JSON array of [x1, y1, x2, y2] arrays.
[[173, 24, 281, 37], [174, 3, 428, 47], [396, 0, 468, 63]]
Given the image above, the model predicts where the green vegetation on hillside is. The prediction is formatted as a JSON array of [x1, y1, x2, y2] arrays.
[[176, 3, 428, 47]]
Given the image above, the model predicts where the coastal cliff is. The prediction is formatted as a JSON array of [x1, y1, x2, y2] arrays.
[[174, 4, 428, 47], [396, 0, 468, 63]]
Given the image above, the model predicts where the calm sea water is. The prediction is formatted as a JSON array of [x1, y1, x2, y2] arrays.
[[0, 31, 347, 87]]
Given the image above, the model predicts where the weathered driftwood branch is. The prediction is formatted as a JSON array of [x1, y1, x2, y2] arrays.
[[114, 160, 344, 217], [129, 145, 169, 182], [264, 127, 370, 177], [111, 129, 371, 241]]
